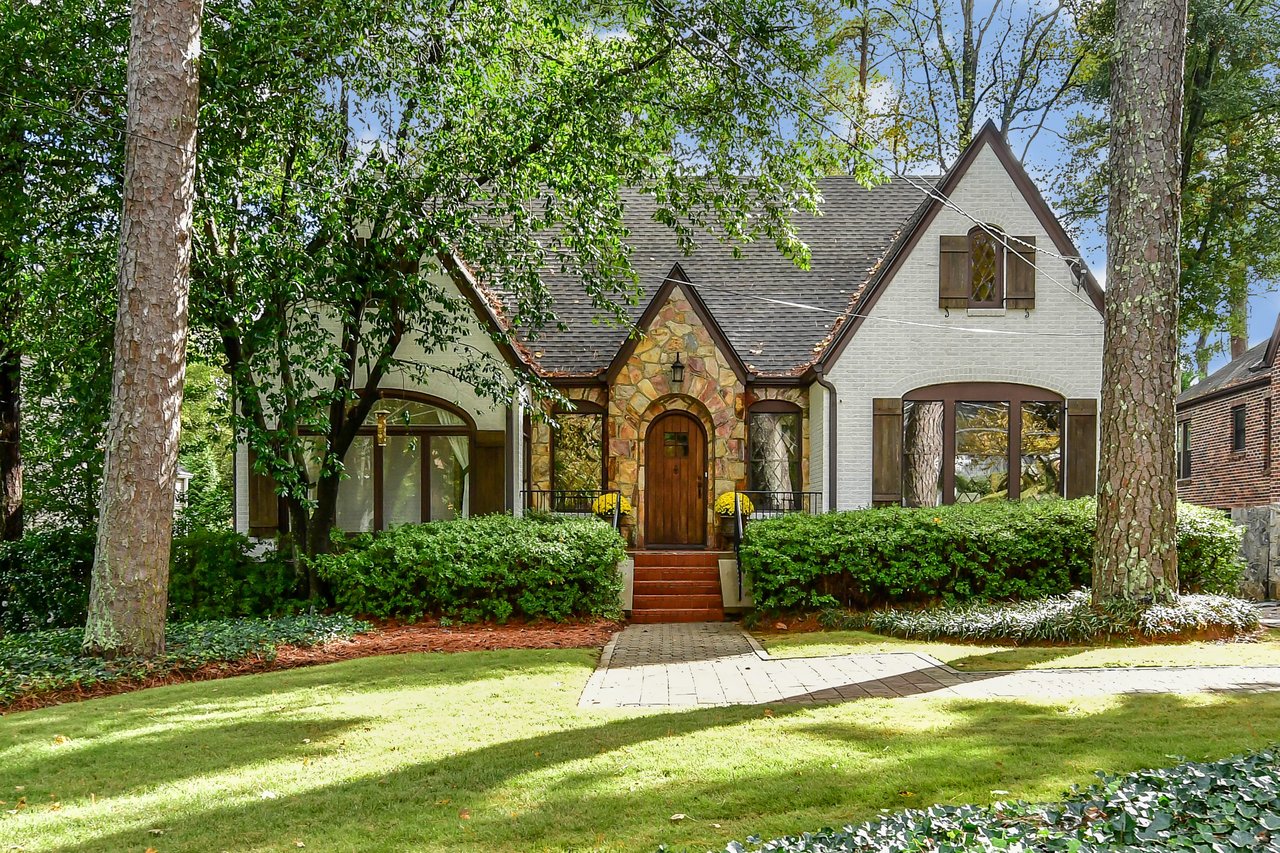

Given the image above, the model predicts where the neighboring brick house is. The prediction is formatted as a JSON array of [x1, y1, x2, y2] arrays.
[[1175, 319, 1279, 510], [237, 122, 1106, 619]]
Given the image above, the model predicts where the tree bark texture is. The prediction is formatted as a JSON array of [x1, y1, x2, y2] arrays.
[[904, 401, 944, 508], [1095, 0, 1186, 605], [86, 0, 203, 657]]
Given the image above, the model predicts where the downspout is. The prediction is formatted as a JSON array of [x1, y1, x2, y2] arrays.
[[812, 364, 838, 511]]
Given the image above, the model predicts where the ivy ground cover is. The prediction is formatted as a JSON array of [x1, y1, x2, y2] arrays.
[[3, 649, 1280, 851]]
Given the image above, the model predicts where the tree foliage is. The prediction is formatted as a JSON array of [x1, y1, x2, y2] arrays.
[[191, 0, 872, 567]]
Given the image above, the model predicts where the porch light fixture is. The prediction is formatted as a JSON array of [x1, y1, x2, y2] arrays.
[[373, 408, 391, 446], [670, 352, 685, 386]]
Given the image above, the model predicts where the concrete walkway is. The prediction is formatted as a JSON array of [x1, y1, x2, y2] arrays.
[[578, 622, 1280, 708]]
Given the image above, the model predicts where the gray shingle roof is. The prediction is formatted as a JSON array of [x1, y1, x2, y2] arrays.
[[1177, 340, 1271, 407], [515, 176, 931, 377]]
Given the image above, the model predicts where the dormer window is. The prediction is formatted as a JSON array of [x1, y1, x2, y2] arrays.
[[939, 230, 1036, 312]]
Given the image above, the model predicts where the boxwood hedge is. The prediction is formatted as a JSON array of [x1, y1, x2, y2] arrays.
[[680, 747, 1280, 852], [312, 513, 626, 622], [740, 498, 1245, 613]]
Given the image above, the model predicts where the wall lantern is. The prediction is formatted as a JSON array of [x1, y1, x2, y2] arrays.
[[373, 409, 390, 446], [671, 352, 685, 386]]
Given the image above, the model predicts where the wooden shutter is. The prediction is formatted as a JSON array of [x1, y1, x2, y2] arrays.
[[1065, 398, 1097, 498], [939, 236, 970, 309], [247, 446, 280, 535], [1006, 235, 1036, 310], [872, 398, 904, 505], [471, 430, 506, 515]]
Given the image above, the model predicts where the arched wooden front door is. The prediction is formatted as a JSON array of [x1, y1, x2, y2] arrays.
[[645, 411, 708, 548]]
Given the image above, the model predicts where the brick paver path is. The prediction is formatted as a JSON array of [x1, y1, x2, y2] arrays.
[[579, 622, 1280, 708]]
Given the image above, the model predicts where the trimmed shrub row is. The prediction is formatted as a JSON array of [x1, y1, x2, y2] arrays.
[[740, 498, 1245, 613], [830, 589, 1260, 644], [684, 748, 1280, 852], [312, 513, 626, 622], [0, 527, 305, 632]]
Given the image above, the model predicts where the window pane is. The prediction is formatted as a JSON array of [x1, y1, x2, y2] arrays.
[[749, 412, 801, 496], [384, 435, 422, 527], [552, 413, 603, 492], [954, 402, 1009, 503], [1020, 402, 1062, 499], [335, 436, 375, 531], [902, 401, 944, 508], [429, 435, 469, 520], [970, 230, 1000, 304]]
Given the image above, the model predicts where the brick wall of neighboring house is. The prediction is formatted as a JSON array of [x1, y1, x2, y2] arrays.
[[1176, 378, 1273, 510]]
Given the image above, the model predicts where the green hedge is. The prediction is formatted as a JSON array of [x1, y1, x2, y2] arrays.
[[0, 527, 304, 632], [740, 498, 1245, 613], [312, 514, 626, 622]]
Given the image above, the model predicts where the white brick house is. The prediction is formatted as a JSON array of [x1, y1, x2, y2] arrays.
[[237, 123, 1104, 619]]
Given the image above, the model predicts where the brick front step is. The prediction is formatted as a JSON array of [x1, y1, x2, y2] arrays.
[[633, 593, 723, 610], [633, 566, 721, 582], [630, 608, 725, 624], [632, 551, 724, 568], [633, 579, 722, 595]]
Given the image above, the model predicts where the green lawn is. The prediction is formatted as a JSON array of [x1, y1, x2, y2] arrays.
[[3, 648, 1279, 852], [758, 628, 1280, 671]]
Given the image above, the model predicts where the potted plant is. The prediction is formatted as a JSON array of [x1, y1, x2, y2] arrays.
[[592, 492, 634, 544], [713, 491, 754, 548]]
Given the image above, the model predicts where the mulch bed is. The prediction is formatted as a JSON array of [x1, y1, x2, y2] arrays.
[[2, 618, 622, 715]]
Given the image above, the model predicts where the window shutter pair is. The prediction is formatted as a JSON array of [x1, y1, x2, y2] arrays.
[[937, 235, 1036, 309], [870, 397, 1096, 505]]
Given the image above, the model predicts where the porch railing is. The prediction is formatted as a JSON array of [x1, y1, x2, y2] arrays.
[[522, 489, 623, 530]]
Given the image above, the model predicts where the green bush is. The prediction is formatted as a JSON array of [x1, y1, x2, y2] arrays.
[[0, 527, 95, 632], [313, 514, 626, 621], [0, 527, 304, 632], [741, 498, 1245, 613], [833, 589, 1259, 644], [168, 528, 305, 620], [0, 614, 368, 704], [685, 748, 1280, 852]]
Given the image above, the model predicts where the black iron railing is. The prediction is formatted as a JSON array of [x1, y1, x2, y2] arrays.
[[522, 489, 623, 530], [727, 490, 823, 600]]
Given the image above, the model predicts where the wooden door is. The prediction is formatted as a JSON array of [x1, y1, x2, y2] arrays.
[[645, 411, 707, 548]]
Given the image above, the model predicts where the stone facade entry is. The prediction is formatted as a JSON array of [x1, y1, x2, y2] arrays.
[[645, 410, 708, 548]]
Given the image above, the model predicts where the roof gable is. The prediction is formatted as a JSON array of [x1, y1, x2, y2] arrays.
[[604, 263, 750, 384], [814, 121, 1104, 370]]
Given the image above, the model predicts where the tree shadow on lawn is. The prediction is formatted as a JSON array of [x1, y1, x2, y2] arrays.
[[32, 690, 1280, 853]]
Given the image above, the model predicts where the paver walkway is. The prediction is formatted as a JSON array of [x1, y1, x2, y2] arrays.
[[579, 622, 1280, 708]]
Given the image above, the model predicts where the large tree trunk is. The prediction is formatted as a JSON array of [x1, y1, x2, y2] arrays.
[[1094, 0, 1186, 605], [85, 0, 203, 658], [904, 401, 944, 507], [0, 339, 19, 542]]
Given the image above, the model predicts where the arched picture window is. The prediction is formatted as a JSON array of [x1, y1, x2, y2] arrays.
[[309, 395, 474, 532], [968, 225, 1004, 308], [748, 401, 802, 501], [551, 401, 605, 493], [902, 383, 1063, 506]]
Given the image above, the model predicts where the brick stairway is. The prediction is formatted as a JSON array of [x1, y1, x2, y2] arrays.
[[631, 551, 725, 623]]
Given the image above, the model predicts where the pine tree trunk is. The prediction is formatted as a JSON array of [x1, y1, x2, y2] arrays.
[[0, 339, 19, 542], [85, 0, 203, 658], [1094, 0, 1186, 606]]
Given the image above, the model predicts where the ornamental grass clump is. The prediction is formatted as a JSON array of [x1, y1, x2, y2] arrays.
[[689, 747, 1280, 853], [841, 589, 1259, 645]]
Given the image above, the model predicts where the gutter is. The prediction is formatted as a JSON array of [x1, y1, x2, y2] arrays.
[[811, 364, 838, 511]]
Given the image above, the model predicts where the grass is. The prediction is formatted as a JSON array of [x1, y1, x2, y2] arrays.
[[2, 648, 1280, 851], [758, 628, 1280, 671]]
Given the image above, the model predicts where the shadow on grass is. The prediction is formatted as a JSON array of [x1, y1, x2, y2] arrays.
[[25, 683, 1280, 853], [946, 647, 1091, 671]]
